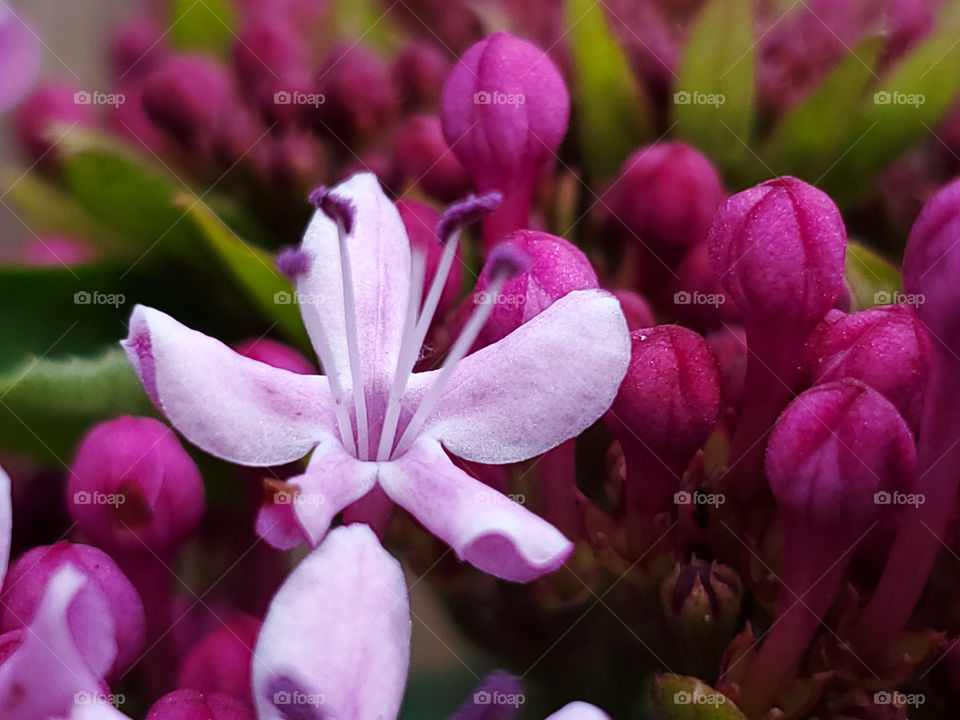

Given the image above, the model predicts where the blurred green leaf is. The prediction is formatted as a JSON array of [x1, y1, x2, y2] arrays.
[[760, 38, 881, 182], [171, 0, 238, 57], [824, 3, 960, 200], [176, 194, 310, 349], [567, 0, 654, 181], [0, 348, 152, 463], [674, 0, 755, 174], [845, 240, 902, 311], [334, 0, 400, 52], [650, 674, 746, 719]]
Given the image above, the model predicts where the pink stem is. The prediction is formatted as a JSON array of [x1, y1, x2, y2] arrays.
[[621, 443, 681, 558], [853, 349, 960, 662], [539, 439, 579, 539]]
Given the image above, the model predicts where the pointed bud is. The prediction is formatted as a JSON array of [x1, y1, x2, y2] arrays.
[[0, 542, 146, 677], [397, 199, 464, 318], [146, 689, 254, 720], [110, 15, 168, 79], [14, 82, 98, 161], [805, 306, 931, 433], [393, 42, 451, 111], [471, 230, 598, 347], [232, 20, 312, 125], [178, 613, 261, 703], [393, 114, 471, 202], [705, 325, 747, 413], [612, 143, 725, 256], [67, 416, 205, 556], [441, 32, 570, 247]]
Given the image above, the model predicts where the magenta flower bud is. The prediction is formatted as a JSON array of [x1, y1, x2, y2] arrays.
[[393, 114, 471, 202], [610, 289, 655, 331], [604, 326, 721, 556], [441, 32, 570, 248], [739, 380, 915, 715], [14, 82, 98, 161], [706, 325, 747, 413], [471, 230, 598, 347], [146, 689, 254, 720], [234, 338, 314, 375], [314, 43, 398, 145], [67, 416, 205, 556], [110, 15, 168, 79], [142, 53, 237, 152], [397, 199, 464, 319], [673, 242, 738, 332], [805, 306, 931, 433], [709, 176, 847, 499], [0, 541, 146, 677], [393, 43, 450, 111], [178, 613, 261, 703], [20, 234, 95, 267], [612, 142, 725, 257], [232, 21, 312, 124]]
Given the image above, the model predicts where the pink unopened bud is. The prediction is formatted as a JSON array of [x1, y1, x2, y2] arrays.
[[397, 199, 464, 320], [110, 15, 168, 79], [471, 230, 598, 347], [178, 613, 261, 703], [604, 326, 721, 557], [20, 235, 96, 267], [393, 114, 471, 202], [393, 42, 450, 111], [232, 21, 312, 124], [0, 542, 146, 677], [709, 176, 847, 499], [68, 416, 205, 556], [673, 242, 738, 332], [612, 143, 725, 257], [14, 82, 98, 161], [740, 380, 915, 715], [805, 306, 931, 433], [142, 53, 237, 152], [441, 32, 570, 248], [314, 43, 398, 146], [611, 289, 655, 330], [234, 338, 314, 375], [146, 689, 254, 720]]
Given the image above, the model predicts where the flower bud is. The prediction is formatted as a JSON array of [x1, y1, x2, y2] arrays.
[[441, 32, 570, 247], [314, 43, 398, 145], [673, 242, 738, 332], [110, 15, 168, 79], [232, 20, 312, 125], [610, 289, 655, 331], [706, 325, 747, 413], [20, 235, 95, 267], [268, 129, 327, 189], [14, 82, 98, 161], [142, 53, 237, 152], [397, 199, 464, 319], [146, 689, 254, 720], [805, 306, 931, 433], [393, 114, 471, 202], [393, 42, 450, 112], [612, 143, 725, 256], [660, 558, 742, 675], [234, 338, 315, 375], [472, 230, 598, 347], [0, 541, 146, 676], [67, 416, 205, 556], [178, 613, 261, 703]]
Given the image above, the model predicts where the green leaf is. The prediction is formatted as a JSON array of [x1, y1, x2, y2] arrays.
[[651, 674, 746, 719], [171, 0, 238, 57], [0, 348, 153, 463], [334, 0, 400, 52], [760, 38, 881, 182], [845, 240, 903, 311], [566, 0, 654, 181], [176, 194, 310, 349], [674, 0, 755, 174], [824, 3, 960, 200]]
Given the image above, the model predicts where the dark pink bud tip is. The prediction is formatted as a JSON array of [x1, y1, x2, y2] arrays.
[[436, 191, 503, 245], [276, 246, 311, 281], [308, 185, 356, 234], [178, 613, 261, 703], [146, 689, 254, 720]]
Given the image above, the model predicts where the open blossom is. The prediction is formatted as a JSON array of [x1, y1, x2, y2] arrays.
[[123, 172, 630, 582]]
